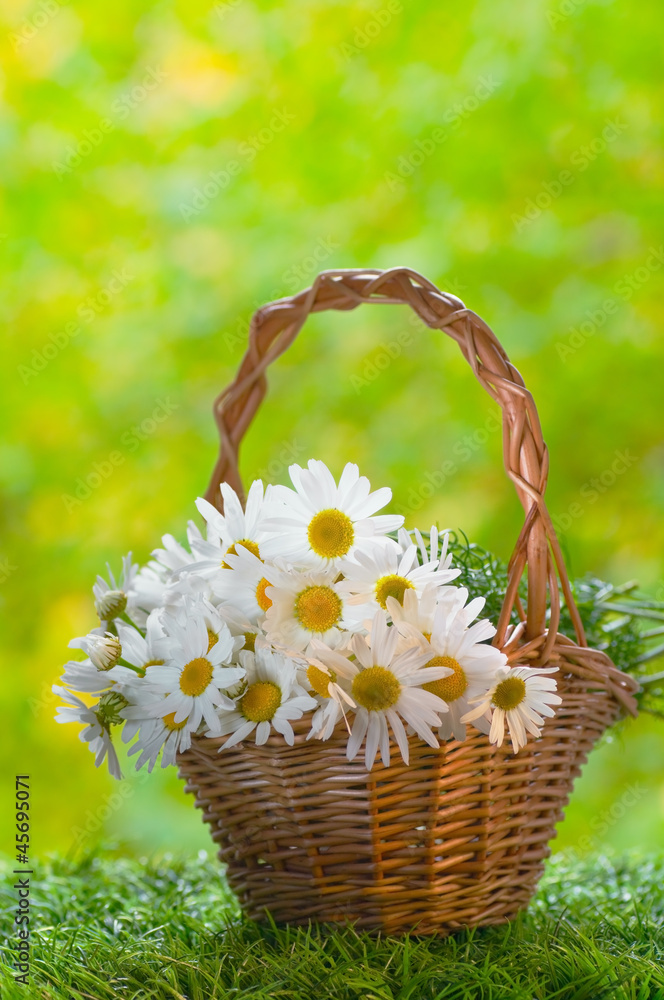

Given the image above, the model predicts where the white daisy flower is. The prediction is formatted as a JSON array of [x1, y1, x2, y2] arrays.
[[301, 633, 355, 740], [53, 686, 123, 779], [61, 627, 147, 696], [114, 613, 169, 675], [59, 658, 139, 697], [390, 589, 508, 742], [462, 665, 562, 753], [307, 687, 345, 740], [191, 480, 274, 576], [263, 566, 356, 652], [133, 521, 213, 612], [215, 646, 317, 749], [156, 595, 242, 663], [130, 560, 170, 612], [130, 564, 169, 620], [121, 699, 193, 772], [69, 630, 122, 670], [210, 545, 279, 623], [398, 525, 454, 567], [158, 573, 216, 617], [385, 586, 439, 638], [215, 604, 266, 661], [311, 611, 451, 769], [151, 520, 206, 575], [261, 460, 404, 568], [139, 605, 243, 734], [113, 521, 210, 626], [339, 533, 459, 625], [93, 553, 154, 627]]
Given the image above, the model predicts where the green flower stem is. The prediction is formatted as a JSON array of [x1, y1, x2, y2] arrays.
[[116, 658, 143, 674]]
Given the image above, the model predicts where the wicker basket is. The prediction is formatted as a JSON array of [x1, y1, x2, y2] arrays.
[[177, 267, 638, 935]]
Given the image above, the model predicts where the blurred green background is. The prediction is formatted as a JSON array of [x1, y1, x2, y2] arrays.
[[0, 0, 662, 863]]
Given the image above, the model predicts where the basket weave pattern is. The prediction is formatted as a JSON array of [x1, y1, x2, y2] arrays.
[[177, 268, 638, 934]]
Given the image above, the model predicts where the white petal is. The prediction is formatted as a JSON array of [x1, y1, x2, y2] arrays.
[[347, 709, 369, 761], [387, 709, 409, 764], [271, 716, 295, 745], [489, 708, 505, 747], [255, 721, 271, 745], [220, 721, 256, 749], [364, 713, 380, 770]]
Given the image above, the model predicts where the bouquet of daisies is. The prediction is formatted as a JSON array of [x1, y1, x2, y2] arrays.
[[54, 460, 562, 778]]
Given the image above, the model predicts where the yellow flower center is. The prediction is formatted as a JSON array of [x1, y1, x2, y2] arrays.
[[240, 681, 282, 722], [422, 656, 467, 703], [163, 712, 187, 732], [307, 664, 337, 699], [243, 631, 256, 652], [255, 577, 273, 612], [351, 666, 401, 712], [307, 508, 355, 559], [374, 574, 414, 609], [492, 676, 527, 711], [207, 628, 218, 652], [138, 657, 164, 678], [294, 585, 343, 633], [222, 538, 261, 568], [179, 657, 213, 697]]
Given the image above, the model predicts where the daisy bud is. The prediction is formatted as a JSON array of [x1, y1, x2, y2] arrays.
[[96, 690, 129, 728], [95, 589, 127, 622], [88, 633, 122, 671]]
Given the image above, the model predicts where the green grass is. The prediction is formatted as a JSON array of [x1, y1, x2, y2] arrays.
[[1, 852, 663, 1000]]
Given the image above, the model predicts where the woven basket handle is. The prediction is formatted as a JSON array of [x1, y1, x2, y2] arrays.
[[205, 267, 587, 654]]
